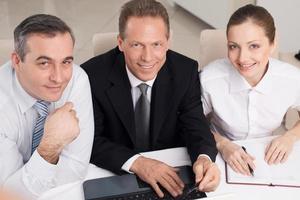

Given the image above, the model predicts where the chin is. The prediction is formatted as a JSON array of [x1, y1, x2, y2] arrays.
[[40, 93, 63, 102], [141, 71, 158, 81]]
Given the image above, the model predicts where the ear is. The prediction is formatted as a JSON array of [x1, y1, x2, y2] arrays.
[[11, 51, 22, 71], [270, 33, 278, 57], [117, 34, 124, 52], [166, 30, 172, 50]]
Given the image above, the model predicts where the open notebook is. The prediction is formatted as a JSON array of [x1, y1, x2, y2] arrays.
[[225, 137, 300, 187]]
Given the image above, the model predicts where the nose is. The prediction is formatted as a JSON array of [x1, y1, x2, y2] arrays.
[[238, 48, 249, 63], [141, 46, 153, 62], [50, 65, 63, 83]]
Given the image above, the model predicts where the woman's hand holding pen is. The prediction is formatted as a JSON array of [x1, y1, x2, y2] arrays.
[[217, 138, 255, 176]]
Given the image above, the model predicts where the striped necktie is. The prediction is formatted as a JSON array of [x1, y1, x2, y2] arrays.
[[31, 100, 49, 154]]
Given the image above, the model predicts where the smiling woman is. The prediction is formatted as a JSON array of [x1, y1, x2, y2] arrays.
[[226, 20, 275, 86], [200, 4, 300, 177]]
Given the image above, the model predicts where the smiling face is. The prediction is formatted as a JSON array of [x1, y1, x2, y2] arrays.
[[11, 32, 74, 102], [227, 20, 275, 86], [117, 16, 169, 81]]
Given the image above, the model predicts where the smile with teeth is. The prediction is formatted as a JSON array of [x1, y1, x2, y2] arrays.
[[239, 63, 256, 70], [138, 63, 155, 69]]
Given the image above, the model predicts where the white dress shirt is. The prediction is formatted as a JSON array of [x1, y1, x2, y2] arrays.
[[121, 67, 155, 172], [0, 61, 94, 198], [200, 58, 300, 140], [122, 67, 211, 172]]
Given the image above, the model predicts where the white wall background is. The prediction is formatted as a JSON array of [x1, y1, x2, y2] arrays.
[[257, 0, 300, 52], [172, 0, 254, 28]]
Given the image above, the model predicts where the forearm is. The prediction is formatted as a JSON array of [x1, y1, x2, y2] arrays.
[[4, 151, 58, 199], [212, 131, 230, 150], [284, 117, 300, 142], [37, 142, 61, 164], [91, 138, 137, 174]]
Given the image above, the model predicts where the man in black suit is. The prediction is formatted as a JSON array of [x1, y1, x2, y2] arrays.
[[81, 0, 220, 197]]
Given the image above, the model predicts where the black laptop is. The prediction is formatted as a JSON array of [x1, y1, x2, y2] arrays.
[[83, 165, 206, 200]]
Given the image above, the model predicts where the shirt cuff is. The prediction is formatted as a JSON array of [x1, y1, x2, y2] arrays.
[[121, 154, 141, 173], [197, 154, 212, 162], [23, 150, 58, 195]]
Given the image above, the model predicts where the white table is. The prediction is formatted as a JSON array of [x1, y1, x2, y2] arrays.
[[38, 142, 300, 200]]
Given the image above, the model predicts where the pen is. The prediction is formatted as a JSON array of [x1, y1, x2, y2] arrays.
[[187, 182, 200, 194], [179, 182, 200, 200], [241, 146, 254, 176]]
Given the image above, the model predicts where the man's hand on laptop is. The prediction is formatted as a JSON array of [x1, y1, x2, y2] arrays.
[[193, 156, 220, 192], [130, 156, 185, 198]]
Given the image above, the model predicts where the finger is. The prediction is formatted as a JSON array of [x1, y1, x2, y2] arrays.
[[201, 180, 218, 192], [228, 161, 239, 173], [198, 166, 214, 190], [237, 159, 250, 175], [193, 163, 204, 183], [149, 181, 164, 198], [268, 147, 281, 165], [265, 142, 271, 155], [239, 151, 253, 174], [163, 173, 183, 195], [241, 152, 256, 170], [245, 157, 256, 171], [69, 109, 77, 116], [157, 176, 178, 197], [281, 152, 289, 163], [265, 142, 276, 162], [274, 150, 285, 164], [201, 174, 219, 192], [232, 158, 248, 175], [167, 169, 185, 189], [62, 102, 74, 111], [200, 164, 220, 191], [234, 151, 250, 175]]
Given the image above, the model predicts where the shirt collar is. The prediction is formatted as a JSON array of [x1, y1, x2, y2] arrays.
[[229, 59, 273, 94], [253, 59, 274, 94], [126, 66, 156, 88], [229, 66, 251, 93], [12, 67, 39, 114]]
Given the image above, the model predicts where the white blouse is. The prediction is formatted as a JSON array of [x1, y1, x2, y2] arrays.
[[200, 58, 300, 140]]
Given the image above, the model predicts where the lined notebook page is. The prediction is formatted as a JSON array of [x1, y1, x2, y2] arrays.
[[226, 137, 300, 187]]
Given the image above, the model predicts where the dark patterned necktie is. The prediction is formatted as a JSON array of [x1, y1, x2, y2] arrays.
[[135, 83, 150, 152]]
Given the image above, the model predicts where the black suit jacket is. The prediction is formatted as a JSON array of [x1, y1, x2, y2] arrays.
[[81, 47, 217, 174]]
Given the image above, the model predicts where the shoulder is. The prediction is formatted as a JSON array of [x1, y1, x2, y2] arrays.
[[81, 47, 122, 74], [166, 50, 198, 71], [0, 62, 13, 109], [200, 58, 232, 84], [165, 50, 199, 83], [269, 58, 300, 81], [72, 63, 89, 82]]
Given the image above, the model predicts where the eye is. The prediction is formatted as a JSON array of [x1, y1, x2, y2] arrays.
[[38, 61, 50, 68], [228, 44, 237, 50], [249, 44, 260, 49], [63, 59, 73, 65], [152, 42, 162, 48], [131, 43, 142, 48]]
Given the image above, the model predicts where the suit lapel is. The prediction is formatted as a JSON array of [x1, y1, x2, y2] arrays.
[[151, 60, 174, 144], [106, 53, 136, 143]]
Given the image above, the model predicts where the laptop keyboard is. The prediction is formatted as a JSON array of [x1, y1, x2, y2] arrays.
[[101, 184, 206, 200]]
